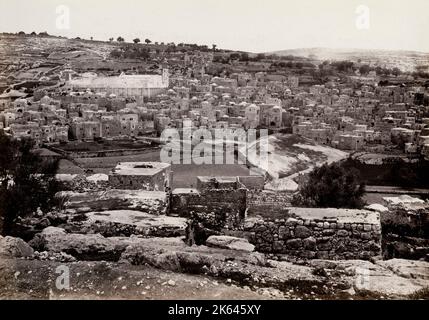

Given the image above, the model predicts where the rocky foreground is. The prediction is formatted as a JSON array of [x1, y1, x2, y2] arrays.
[[1, 229, 428, 300]]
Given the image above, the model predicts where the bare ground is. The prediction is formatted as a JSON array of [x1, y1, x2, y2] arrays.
[[0, 258, 286, 300]]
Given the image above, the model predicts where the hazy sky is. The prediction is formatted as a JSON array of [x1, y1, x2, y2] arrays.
[[1, 0, 428, 53]]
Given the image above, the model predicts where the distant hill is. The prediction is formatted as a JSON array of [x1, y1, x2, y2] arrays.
[[268, 47, 429, 73]]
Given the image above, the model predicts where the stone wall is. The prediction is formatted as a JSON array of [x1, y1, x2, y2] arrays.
[[194, 175, 265, 191], [63, 148, 155, 159], [236, 175, 265, 190], [381, 204, 429, 238], [237, 208, 382, 260], [196, 176, 238, 192], [170, 188, 247, 229], [172, 180, 382, 261], [247, 190, 292, 217], [380, 202, 429, 260], [109, 173, 166, 191]]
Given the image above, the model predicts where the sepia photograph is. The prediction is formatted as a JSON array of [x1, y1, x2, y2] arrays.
[[0, 0, 428, 311]]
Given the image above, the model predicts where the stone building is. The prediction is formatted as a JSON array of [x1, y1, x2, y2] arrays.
[[336, 134, 365, 150], [109, 162, 172, 191], [287, 76, 299, 89], [154, 114, 172, 134], [54, 125, 69, 143], [10, 122, 41, 143], [244, 104, 260, 129], [260, 105, 283, 128], [70, 120, 102, 141], [171, 176, 247, 229]]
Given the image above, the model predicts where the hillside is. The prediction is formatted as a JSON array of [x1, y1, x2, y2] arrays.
[[0, 33, 214, 92], [269, 47, 429, 73], [243, 134, 349, 191]]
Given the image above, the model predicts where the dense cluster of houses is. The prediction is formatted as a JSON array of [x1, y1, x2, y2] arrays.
[[290, 84, 429, 158], [1, 47, 429, 161]]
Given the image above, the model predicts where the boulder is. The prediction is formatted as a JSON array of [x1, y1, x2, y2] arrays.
[[206, 235, 255, 252], [121, 237, 266, 270], [286, 238, 302, 249], [29, 227, 129, 261], [119, 238, 330, 294], [376, 259, 429, 280], [294, 226, 312, 238], [83, 210, 187, 237], [0, 235, 34, 258], [309, 259, 429, 296], [303, 236, 317, 250]]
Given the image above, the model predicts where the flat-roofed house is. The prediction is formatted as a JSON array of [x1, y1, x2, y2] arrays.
[[109, 162, 172, 191]]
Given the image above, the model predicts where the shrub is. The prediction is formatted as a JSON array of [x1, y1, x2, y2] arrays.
[[292, 161, 366, 209], [0, 133, 61, 235]]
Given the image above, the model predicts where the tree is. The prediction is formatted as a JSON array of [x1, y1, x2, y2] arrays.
[[415, 65, 429, 72], [133, 38, 140, 44], [359, 64, 371, 75], [392, 67, 402, 77], [0, 133, 61, 235], [295, 62, 303, 69], [30, 31, 37, 36], [387, 160, 419, 188], [229, 52, 240, 60], [240, 52, 249, 61], [145, 38, 151, 44], [212, 44, 217, 52], [255, 53, 266, 61], [117, 36, 124, 42], [110, 49, 122, 58], [332, 60, 355, 73], [292, 161, 366, 209], [18, 31, 26, 36], [109, 37, 114, 42]]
